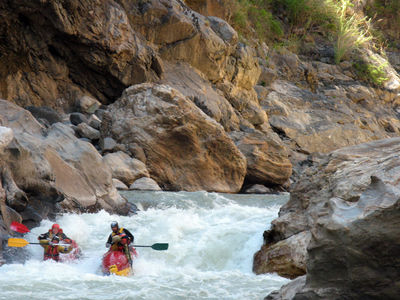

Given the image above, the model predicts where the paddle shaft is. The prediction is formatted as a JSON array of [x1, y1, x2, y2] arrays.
[[133, 243, 168, 250]]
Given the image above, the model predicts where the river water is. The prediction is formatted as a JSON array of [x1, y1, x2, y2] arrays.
[[0, 191, 290, 300]]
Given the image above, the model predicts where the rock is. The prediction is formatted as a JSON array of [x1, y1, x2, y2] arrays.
[[0, 126, 14, 153], [133, 1, 236, 83], [230, 130, 292, 185], [103, 151, 149, 186], [103, 83, 246, 192], [77, 96, 101, 114], [160, 62, 240, 131], [70, 113, 88, 126], [265, 276, 306, 300], [185, 0, 228, 19], [100, 137, 117, 153], [0, 0, 161, 108], [94, 109, 107, 121], [243, 184, 272, 194], [253, 231, 311, 278], [0, 100, 130, 220], [161, 64, 240, 131], [112, 178, 128, 190], [254, 85, 269, 100], [263, 80, 398, 155], [258, 65, 277, 87], [76, 123, 100, 140], [127, 143, 147, 163], [129, 177, 161, 191], [25, 106, 63, 125], [207, 16, 238, 45], [261, 137, 400, 299], [88, 114, 102, 130]]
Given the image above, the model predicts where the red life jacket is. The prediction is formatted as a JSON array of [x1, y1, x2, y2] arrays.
[[44, 245, 60, 261]]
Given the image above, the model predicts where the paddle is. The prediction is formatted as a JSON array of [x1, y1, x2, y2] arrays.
[[10, 221, 30, 234], [8, 238, 168, 251], [7, 238, 70, 248], [133, 243, 169, 251]]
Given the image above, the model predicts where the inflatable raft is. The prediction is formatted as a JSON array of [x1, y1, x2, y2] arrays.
[[102, 247, 138, 276]]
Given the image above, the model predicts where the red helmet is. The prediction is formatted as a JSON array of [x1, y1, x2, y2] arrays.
[[52, 224, 60, 231]]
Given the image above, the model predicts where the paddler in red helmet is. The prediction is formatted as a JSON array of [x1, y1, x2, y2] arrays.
[[38, 224, 73, 261]]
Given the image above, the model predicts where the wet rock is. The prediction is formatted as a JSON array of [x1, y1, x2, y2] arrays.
[[265, 276, 306, 300], [243, 184, 272, 194]]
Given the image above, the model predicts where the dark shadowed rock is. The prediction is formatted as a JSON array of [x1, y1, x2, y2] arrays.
[[25, 106, 63, 125], [70, 113, 88, 126]]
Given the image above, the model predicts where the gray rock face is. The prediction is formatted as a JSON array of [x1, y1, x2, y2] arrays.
[[102, 83, 247, 192], [262, 138, 400, 299]]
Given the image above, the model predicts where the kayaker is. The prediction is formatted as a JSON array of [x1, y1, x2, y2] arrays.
[[39, 235, 72, 261], [106, 221, 134, 264], [38, 224, 73, 261], [38, 223, 72, 244]]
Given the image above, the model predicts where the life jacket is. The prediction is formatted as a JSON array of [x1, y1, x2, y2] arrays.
[[44, 245, 60, 261], [111, 228, 129, 251], [111, 227, 125, 237]]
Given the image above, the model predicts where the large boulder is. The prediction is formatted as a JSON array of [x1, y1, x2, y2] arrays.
[[102, 83, 247, 192], [262, 138, 400, 299]]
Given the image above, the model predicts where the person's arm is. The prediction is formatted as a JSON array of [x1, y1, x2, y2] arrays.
[[60, 233, 72, 243], [106, 234, 112, 247], [123, 229, 134, 243], [38, 232, 49, 241]]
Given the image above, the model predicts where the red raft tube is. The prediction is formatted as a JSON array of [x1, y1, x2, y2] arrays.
[[102, 247, 138, 276]]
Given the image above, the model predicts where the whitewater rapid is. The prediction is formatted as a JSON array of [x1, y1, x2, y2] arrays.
[[0, 191, 290, 300]]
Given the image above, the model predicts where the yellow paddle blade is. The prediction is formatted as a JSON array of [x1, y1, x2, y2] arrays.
[[7, 238, 30, 247]]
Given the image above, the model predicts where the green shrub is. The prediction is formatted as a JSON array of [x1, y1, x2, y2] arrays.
[[353, 60, 388, 87], [330, 0, 373, 64]]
